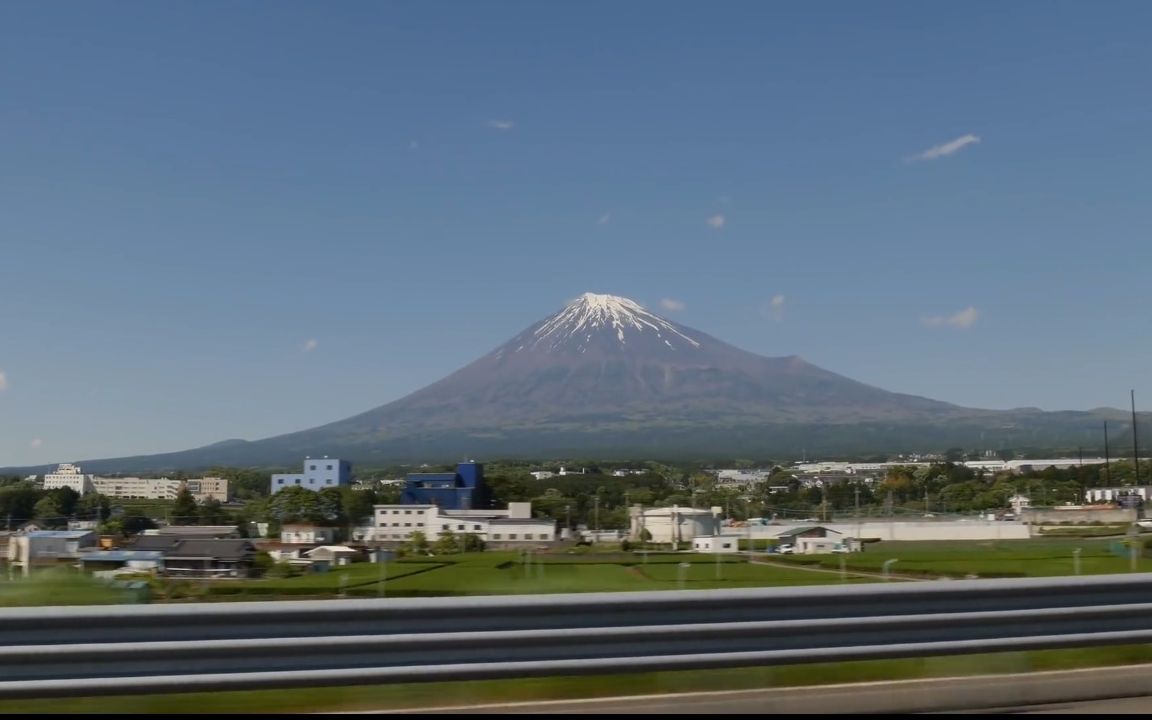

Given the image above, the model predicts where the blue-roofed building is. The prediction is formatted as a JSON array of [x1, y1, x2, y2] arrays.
[[401, 462, 489, 510], [7, 530, 98, 576], [271, 456, 353, 494], [78, 550, 165, 575]]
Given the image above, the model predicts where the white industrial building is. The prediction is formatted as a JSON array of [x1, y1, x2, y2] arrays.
[[7, 530, 97, 576], [364, 502, 556, 546], [280, 525, 335, 545], [40, 464, 230, 501], [715, 469, 771, 487], [692, 534, 743, 553], [92, 476, 183, 500], [42, 464, 94, 495], [1085, 486, 1152, 503], [793, 458, 1116, 476], [629, 506, 721, 544]]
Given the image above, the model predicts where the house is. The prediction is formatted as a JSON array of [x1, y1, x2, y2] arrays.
[[774, 526, 860, 554], [692, 535, 743, 554], [162, 539, 258, 578], [304, 545, 359, 567], [280, 524, 335, 545], [132, 536, 258, 578], [145, 525, 241, 539], [1009, 494, 1032, 514], [7, 530, 98, 575]]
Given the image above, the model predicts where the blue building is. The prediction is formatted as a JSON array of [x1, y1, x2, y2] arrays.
[[401, 462, 489, 510], [271, 457, 352, 494]]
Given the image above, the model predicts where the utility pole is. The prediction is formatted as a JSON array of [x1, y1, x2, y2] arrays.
[[854, 484, 860, 518], [594, 495, 600, 534], [1105, 421, 1112, 486], [1132, 390, 1141, 486]]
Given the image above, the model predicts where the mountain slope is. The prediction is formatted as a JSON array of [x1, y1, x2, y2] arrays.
[[320, 292, 979, 435], [6, 293, 1139, 472]]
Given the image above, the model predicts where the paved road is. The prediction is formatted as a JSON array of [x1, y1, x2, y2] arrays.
[[962, 697, 1152, 714], [351, 665, 1152, 715], [359, 693, 1152, 715]]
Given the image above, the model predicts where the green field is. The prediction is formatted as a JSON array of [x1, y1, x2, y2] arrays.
[[8, 537, 1152, 605], [770, 537, 1152, 578], [382, 552, 879, 595]]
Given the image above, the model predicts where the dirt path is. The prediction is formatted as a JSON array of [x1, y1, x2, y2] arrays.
[[746, 554, 928, 582]]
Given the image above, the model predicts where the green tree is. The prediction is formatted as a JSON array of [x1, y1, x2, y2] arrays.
[[252, 550, 275, 576], [341, 488, 376, 526], [47, 487, 80, 518], [171, 486, 199, 526], [460, 533, 486, 552], [76, 493, 112, 523], [0, 484, 43, 526], [316, 487, 345, 525], [266, 486, 323, 524], [33, 496, 63, 526], [198, 498, 229, 525], [433, 530, 460, 554], [406, 530, 430, 555], [119, 514, 158, 536]]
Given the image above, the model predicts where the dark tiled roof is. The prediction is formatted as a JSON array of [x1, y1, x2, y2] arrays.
[[164, 539, 257, 561], [132, 535, 182, 552]]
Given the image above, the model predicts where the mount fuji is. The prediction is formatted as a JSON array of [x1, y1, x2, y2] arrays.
[[12, 293, 1137, 472]]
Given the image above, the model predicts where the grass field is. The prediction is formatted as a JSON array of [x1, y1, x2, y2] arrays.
[[771, 536, 1152, 578], [7, 536, 1152, 605]]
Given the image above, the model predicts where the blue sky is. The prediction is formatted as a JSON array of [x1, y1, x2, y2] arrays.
[[4, 1, 1152, 465]]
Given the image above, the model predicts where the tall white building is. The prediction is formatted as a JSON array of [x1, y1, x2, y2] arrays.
[[363, 502, 556, 546], [42, 464, 94, 495], [91, 477, 183, 500]]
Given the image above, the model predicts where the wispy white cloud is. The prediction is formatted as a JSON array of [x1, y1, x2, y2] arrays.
[[303, 339, 319, 352], [706, 214, 726, 229], [909, 134, 981, 162], [597, 213, 611, 225], [923, 306, 979, 329], [0, 370, 7, 391], [30, 438, 42, 448], [487, 120, 515, 130], [760, 294, 786, 321], [660, 298, 686, 312]]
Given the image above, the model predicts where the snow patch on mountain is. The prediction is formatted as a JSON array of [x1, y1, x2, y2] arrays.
[[524, 292, 701, 352]]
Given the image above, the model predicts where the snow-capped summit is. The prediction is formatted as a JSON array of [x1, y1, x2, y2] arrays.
[[519, 292, 700, 354]]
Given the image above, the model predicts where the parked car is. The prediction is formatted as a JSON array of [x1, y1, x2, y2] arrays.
[[776, 543, 795, 554]]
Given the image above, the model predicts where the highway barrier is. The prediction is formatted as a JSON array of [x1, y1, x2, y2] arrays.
[[2, 573, 1152, 699]]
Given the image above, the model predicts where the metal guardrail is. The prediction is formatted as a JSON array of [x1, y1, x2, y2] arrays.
[[3, 573, 1152, 699]]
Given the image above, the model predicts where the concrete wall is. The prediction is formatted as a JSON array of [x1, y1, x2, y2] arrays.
[[1023, 508, 1136, 525], [741, 521, 1032, 542]]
